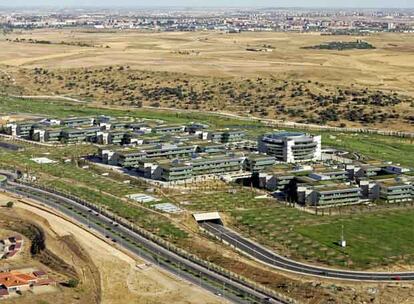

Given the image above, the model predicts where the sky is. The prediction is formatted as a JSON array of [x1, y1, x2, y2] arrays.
[[2, 0, 413, 8]]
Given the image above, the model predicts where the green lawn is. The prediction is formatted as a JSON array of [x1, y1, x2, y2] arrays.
[[296, 210, 414, 268], [177, 186, 414, 269], [227, 202, 414, 269], [176, 189, 272, 212], [322, 132, 414, 167], [0, 96, 263, 129]]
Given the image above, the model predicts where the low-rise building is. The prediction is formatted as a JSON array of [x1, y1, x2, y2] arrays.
[[143, 144, 196, 159], [299, 184, 361, 206], [207, 130, 245, 143], [5, 121, 38, 138], [60, 128, 87, 143], [185, 123, 209, 134], [383, 165, 411, 175], [114, 149, 147, 167], [145, 155, 246, 182], [0, 269, 55, 299], [159, 161, 193, 181], [97, 131, 128, 145], [153, 125, 185, 134], [308, 170, 348, 181], [244, 154, 276, 173], [378, 180, 413, 203], [191, 155, 245, 176], [195, 142, 227, 154], [61, 117, 94, 128], [355, 165, 382, 178]]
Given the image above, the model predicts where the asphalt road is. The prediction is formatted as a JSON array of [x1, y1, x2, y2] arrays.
[[3, 181, 290, 304], [201, 222, 414, 282]]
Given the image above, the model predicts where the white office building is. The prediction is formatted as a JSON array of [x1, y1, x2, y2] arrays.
[[258, 132, 321, 163]]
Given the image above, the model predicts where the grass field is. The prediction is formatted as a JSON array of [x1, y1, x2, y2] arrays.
[[296, 209, 414, 268], [176, 186, 414, 269]]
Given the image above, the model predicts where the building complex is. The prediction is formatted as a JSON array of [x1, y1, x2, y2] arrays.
[[1, 115, 412, 207]]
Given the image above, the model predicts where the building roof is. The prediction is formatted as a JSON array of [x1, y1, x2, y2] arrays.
[[262, 132, 306, 140], [0, 272, 36, 288], [314, 183, 360, 193]]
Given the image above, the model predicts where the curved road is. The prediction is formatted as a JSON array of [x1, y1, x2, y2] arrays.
[[201, 222, 414, 281], [2, 180, 291, 304]]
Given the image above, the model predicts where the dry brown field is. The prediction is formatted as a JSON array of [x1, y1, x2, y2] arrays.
[[1, 29, 413, 93], [0, 28, 413, 130]]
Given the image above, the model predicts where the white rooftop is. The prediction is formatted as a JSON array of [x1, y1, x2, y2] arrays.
[[31, 157, 57, 164], [193, 212, 221, 222], [126, 193, 159, 203], [152, 203, 182, 214]]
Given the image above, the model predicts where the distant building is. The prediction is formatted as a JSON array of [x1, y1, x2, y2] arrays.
[[61, 117, 94, 128], [5, 121, 38, 138], [153, 125, 186, 134], [206, 130, 245, 143], [258, 132, 321, 163]]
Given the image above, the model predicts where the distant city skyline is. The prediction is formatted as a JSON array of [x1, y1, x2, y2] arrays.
[[3, 0, 414, 8]]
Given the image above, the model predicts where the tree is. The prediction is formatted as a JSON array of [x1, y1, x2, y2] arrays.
[[6, 201, 13, 208], [67, 279, 79, 288]]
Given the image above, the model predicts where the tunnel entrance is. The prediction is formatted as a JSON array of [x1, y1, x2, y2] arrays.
[[193, 212, 223, 225]]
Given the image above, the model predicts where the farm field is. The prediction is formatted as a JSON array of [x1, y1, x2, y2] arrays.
[[0, 29, 413, 131]]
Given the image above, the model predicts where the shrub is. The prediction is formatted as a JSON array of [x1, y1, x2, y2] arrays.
[[67, 279, 79, 288]]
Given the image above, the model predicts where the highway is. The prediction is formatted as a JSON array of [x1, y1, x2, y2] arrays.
[[1, 179, 292, 304], [201, 222, 414, 282]]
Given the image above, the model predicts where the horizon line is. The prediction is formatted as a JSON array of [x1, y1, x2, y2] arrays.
[[1, 5, 414, 9]]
